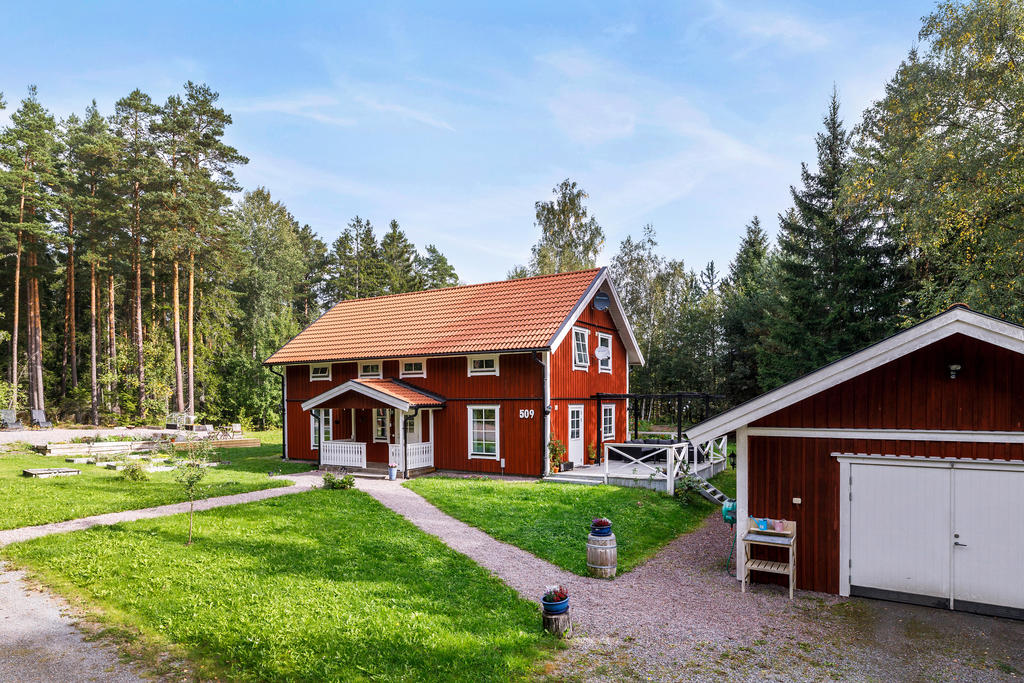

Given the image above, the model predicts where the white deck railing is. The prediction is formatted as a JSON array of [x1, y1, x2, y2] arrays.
[[321, 440, 366, 468], [602, 434, 729, 494], [406, 442, 434, 470]]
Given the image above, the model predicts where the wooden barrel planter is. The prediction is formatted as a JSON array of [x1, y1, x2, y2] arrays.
[[587, 525, 617, 578]]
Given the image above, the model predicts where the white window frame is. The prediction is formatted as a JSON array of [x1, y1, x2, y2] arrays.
[[309, 364, 332, 381], [399, 357, 427, 378], [467, 404, 500, 459], [310, 408, 332, 448], [358, 361, 383, 379], [467, 354, 499, 377], [572, 327, 590, 370], [373, 408, 390, 442], [596, 333, 613, 373], [602, 404, 615, 440]]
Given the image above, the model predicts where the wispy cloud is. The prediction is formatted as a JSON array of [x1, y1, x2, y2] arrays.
[[698, 0, 831, 54], [232, 93, 356, 127], [354, 94, 455, 132]]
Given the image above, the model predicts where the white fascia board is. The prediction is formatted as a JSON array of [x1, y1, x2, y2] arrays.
[[686, 308, 1024, 445], [300, 380, 411, 412], [748, 427, 1024, 443], [547, 268, 645, 366]]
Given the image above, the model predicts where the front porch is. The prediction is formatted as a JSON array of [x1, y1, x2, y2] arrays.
[[301, 378, 445, 477]]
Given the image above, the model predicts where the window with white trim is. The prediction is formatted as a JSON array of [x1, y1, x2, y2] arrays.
[[468, 405, 499, 459], [359, 361, 382, 378], [572, 327, 590, 370], [602, 404, 615, 440], [400, 358, 426, 378], [309, 364, 331, 381], [373, 409, 389, 442], [310, 409, 332, 448], [467, 354, 499, 377], [596, 333, 612, 373]]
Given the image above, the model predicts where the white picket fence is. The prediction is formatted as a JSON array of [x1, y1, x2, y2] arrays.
[[321, 441, 366, 468]]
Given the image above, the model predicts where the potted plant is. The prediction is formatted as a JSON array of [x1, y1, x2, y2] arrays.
[[586, 443, 597, 465], [548, 438, 566, 474], [541, 585, 569, 615], [388, 462, 398, 480], [590, 517, 612, 536]]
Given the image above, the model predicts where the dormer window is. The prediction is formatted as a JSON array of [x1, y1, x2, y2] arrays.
[[310, 364, 331, 381], [358, 361, 382, 379], [467, 354, 499, 377], [400, 358, 426, 378]]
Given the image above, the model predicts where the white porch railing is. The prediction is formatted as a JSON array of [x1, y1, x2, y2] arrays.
[[602, 434, 729, 495], [321, 440, 366, 468], [406, 442, 434, 470], [388, 444, 402, 465]]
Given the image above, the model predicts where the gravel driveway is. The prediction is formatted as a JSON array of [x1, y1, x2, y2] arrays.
[[360, 479, 1024, 682]]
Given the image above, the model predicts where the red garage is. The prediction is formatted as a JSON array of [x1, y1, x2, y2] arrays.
[[686, 305, 1024, 619]]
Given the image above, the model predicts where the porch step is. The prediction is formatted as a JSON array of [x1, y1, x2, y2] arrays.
[[346, 470, 388, 480], [544, 474, 604, 486]]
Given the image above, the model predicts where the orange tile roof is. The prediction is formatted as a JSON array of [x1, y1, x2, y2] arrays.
[[353, 379, 445, 407], [266, 268, 602, 365]]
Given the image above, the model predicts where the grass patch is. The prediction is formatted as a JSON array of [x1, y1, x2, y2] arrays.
[[709, 467, 736, 499], [405, 476, 724, 576], [0, 430, 311, 530], [2, 489, 553, 681]]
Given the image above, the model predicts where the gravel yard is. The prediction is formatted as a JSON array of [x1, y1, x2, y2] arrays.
[[363, 478, 1024, 682]]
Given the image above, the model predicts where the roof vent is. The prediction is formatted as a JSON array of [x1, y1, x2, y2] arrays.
[[593, 291, 610, 311]]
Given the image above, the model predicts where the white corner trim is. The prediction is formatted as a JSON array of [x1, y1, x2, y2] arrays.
[[687, 308, 1024, 445], [735, 426, 748, 583], [748, 427, 1024, 443], [838, 457, 851, 596]]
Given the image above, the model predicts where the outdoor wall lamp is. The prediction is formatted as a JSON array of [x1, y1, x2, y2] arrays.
[[949, 363, 962, 379]]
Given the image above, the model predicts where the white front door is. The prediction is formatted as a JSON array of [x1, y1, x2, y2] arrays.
[[952, 467, 1024, 615], [850, 463, 951, 606], [568, 405, 584, 466]]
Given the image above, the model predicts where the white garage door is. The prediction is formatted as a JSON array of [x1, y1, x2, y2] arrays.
[[848, 461, 1024, 619]]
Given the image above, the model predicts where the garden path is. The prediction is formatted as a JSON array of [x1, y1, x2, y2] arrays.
[[0, 471, 322, 548]]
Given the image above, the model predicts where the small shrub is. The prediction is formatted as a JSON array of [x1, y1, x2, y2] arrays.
[[542, 585, 568, 602], [548, 439, 566, 471], [322, 472, 355, 490], [120, 460, 149, 482]]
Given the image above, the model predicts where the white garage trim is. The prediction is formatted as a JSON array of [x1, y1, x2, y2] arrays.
[[686, 306, 1024, 445], [735, 426, 749, 583], [749, 427, 1024, 443], [834, 453, 1024, 600]]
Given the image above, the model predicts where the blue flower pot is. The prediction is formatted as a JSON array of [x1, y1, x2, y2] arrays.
[[590, 523, 612, 536], [542, 596, 569, 615]]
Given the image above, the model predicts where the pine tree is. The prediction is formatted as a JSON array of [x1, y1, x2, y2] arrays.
[[379, 220, 419, 293], [416, 245, 459, 289], [0, 86, 61, 412], [760, 90, 899, 389], [719, 217, 773, 405]]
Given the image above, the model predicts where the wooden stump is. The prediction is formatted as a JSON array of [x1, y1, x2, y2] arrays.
[[587, 532, 617, 578], [542, 610, 572, 638]]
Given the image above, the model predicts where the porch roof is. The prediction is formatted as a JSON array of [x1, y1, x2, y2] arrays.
[[300, 378, 446, 412]]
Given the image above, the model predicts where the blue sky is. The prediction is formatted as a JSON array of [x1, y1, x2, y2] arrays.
[[4, 1, 934, 283]]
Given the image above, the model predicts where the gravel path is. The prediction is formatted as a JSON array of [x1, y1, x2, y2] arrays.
[[0, 563, 144, 683], [360, 478, 1024, 682], [0, 471, 322, 548]]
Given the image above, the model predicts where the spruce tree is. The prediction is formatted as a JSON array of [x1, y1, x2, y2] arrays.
[[416, 245, 459, 289], [379, 220, 419, 294]]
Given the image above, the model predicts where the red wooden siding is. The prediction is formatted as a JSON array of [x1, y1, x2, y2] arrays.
[[753, 334, 1024, 431], [549, 302, 629, 459]]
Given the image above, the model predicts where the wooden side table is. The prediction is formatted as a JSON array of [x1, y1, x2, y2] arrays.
[[741, 520, 797, 599]]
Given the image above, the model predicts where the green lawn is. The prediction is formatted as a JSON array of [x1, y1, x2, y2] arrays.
[[0, 430, 311, 530], [405, 470, 735, 576], [2, 489, 554, 682]]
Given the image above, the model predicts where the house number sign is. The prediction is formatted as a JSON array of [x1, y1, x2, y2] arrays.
[[518, 409, 535, 419]]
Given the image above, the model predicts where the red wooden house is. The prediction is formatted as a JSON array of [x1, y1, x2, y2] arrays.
[[264, 268, 644, 477], [686, 305, 1024, 619]]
